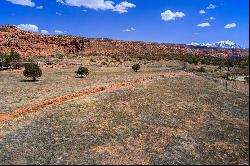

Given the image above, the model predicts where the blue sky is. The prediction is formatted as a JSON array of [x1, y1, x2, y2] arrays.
[[0, 0, 249, 48]]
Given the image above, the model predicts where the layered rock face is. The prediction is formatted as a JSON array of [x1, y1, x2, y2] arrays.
[[0, 25, 247, 58]]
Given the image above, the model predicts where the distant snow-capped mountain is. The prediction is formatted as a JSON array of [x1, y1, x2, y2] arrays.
[[188, 40, 241, 49]]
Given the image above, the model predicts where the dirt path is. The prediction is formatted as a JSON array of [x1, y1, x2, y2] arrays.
[[0, 72, 191, 121]]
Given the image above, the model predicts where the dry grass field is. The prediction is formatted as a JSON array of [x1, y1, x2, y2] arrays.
[[0, 61, 249, 165]]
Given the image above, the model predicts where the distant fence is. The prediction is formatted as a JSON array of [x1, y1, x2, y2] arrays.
[[204, 75, 249, 95]]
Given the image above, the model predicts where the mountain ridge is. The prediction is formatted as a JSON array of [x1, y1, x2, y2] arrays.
[[188, 40, 242, 49], [0, 25, 248, 58]]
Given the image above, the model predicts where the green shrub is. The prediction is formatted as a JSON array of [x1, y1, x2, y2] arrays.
[[244, 77, 249, 83], [23, 63, 42, 81], [101, 62, 107, 66], [9, 50, 21, 69], [241, 55, 249, 68], [90, 58, 96, 62], [115, 57, 121, 62], [0, 52, 6, 70], [132, 63, 140, 72], [76, 66, 89, 78], [0, 51, 21, 69], [197, 66, 206, 73]]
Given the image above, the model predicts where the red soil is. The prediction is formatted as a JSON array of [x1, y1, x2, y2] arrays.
[[0, 72, 188, 121], [0, 76, 157, 121]]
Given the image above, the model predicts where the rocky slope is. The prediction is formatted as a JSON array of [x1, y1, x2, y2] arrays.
[[0, 25, 248, 58]]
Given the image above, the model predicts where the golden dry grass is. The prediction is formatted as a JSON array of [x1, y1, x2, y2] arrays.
[[0, 64, 249, 165]]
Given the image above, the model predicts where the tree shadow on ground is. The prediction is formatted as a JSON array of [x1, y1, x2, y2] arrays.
[[20, 79, 40, 82]]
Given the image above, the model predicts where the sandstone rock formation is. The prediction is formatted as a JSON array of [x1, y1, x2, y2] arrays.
[[0, 25, 247, 58]]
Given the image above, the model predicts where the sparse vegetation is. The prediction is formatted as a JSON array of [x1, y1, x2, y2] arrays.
[[57, 54, 64, 61], [197, 66, 206, 73], [90, 58, 96, 62], [23, 63, 42, 81], [182, 61, 188, 70], [9, 50, 21, 69], [101, 62, 107, 66], [76, 66, 89, 78], [132, 63, 140, 72], [0, 67, 248, 165], [244, 76, 249, 83], [241, 55, 249, 68], [0, 52, 5, 70], [0, 50, 21, 69]]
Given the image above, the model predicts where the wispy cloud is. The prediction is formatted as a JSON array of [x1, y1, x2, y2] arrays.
[[55, 30, 63, 34], [6, 0, 35, 7], [206, 4, 216, 9], [224, 23, 237, 29], [123, 27, 136, 32], [36, 6, 43, 9], [161, 10, 185, 21], [197, 22, 211, 27], [56, 12, 62, 15]]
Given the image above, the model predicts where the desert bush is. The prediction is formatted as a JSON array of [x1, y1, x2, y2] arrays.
[[182, 62, 188, 70], [0, 50, 21, 69], [0, 52, 6, 70], [224, 60, 234, 71], [197, 66, 206, 73], [244, 76, 249, 83], [23, 63, 42, 81], [76, 66, 89, 78], [101, 62, 107, 66], [0, 51, 18, 69], [241, 55, 249, 68], [114, 57, 121, 62], [90, 58, 96, 62], [132, 63, 140, 72], [9, 50, 21, 69], [57, 54, 64, 61]]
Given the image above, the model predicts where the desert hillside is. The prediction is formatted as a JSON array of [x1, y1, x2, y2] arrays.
[[0, 25, 247, 58]]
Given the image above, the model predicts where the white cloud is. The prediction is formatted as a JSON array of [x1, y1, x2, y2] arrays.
[[197, 22, 211, 27], [206, 4, 216, 9], [224, 23, 237, 29], [123, 29, 130, 32], [130, 27, 135, 31], [199, 10, 206, 14], [209, 17, 215, 20], [113, 1, 136, 14], [161, 10, 185, 21], [17, 24, 39, 32], [123, 27, 135, 32], [36, 6, 43, 9], [55, 30, 63, 34], [56, 12, 62, 15], [6, 0, 35, 7], [41, 30, 49, 34], [56, 0, 136, 13], [56, 0, 64, 4]]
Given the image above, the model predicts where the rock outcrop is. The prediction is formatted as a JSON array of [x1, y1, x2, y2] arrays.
[[0, 25, 248, 58]]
